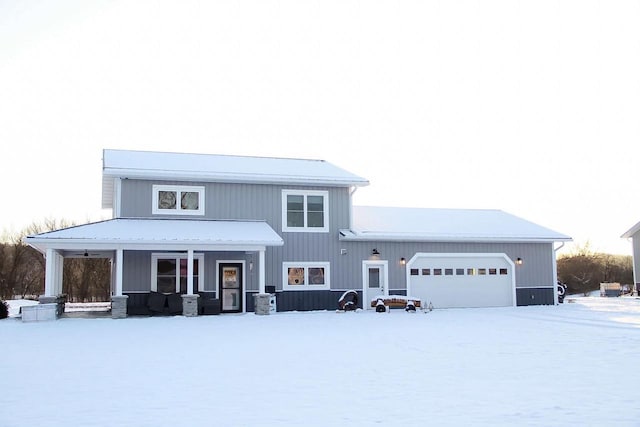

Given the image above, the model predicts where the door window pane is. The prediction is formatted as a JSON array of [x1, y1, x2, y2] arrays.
[[223, 268, 239, 289], [368, 268, 380, 288]]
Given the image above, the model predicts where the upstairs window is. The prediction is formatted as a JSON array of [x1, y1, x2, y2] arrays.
[[282, 190, 329, 232], [152, 185, 205, 216]]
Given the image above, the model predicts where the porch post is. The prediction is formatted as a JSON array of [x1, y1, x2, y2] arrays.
[[181, 249, 199, 316], [258, 249, 266, 294], [111, 248, 128, 319], [187, 249, 194, 295], [54, 251, 64, 295], [115, 249, 123, 297], [44, 248, 55, 297]]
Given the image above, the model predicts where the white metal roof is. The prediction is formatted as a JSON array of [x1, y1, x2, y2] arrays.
[[25, 218, 284, 252], [102, 149, 369, 209], [341, 206, 572, 243], [621, 221, 640, 239]]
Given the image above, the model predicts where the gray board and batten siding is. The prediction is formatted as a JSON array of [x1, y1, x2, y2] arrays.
[[119, 179, 556, 310]]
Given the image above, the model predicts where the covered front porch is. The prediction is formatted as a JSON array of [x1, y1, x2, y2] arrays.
[[24, 218, 284, 319]]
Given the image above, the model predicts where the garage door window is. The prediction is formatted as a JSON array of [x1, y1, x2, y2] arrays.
[[456, 268, 464, 275], [422, 269, 430, 275], [500, 268, 508, 275], [410, 268, 419, 276]]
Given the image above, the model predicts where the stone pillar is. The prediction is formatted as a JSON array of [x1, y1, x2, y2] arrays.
[[182, 294, 199, 317], [111, 295, 129, 319], [253, 293, 271, 315]]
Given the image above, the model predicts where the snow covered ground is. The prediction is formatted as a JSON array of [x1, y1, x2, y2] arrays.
[[2, 297, 640, 427]]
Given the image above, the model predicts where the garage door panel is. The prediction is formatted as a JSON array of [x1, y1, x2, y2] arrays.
[[408, 254, 515, 308]]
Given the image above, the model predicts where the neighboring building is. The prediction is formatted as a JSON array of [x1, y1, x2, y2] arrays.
[[25, 149, 571, 317], [621, 222, 640, 294]]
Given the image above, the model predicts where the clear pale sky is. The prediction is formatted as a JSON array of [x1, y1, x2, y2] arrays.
[[1, 0, 638, 255]]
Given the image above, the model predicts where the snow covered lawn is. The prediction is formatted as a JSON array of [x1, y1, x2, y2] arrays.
[[2, 298, 640, 426]]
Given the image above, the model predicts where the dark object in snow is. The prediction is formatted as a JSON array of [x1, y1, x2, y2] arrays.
[[557, 281, 567, 303], [405, 300, 416, 312], [0, 300, 8, 319], [338, 290, 359, 311], [375, 298, 387, 313]]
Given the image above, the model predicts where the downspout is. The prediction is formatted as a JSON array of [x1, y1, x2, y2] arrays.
[[552, 242, 565, 305], [349, 186, 358, 231]]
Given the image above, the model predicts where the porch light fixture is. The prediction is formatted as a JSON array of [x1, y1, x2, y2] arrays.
[[400, 257, 406, 265], [249, 261, 253, 271], [372, 248, 380, 256], [516, 257, 523, 265], [84, 251, 89, 257]]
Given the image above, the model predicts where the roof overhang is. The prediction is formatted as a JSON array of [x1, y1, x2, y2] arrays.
[[339, 229, 572, 244], [24, 218, 284, 254], [621, 221, 640, 239]]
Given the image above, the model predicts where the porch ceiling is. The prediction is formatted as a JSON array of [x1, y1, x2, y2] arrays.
[[24, 218, 284, 252]]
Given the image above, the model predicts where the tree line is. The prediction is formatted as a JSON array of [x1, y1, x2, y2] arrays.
[[0, 220, 110, 302], [557, 242, 634, 296]]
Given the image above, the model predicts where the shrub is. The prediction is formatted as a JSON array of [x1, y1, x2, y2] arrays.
[[0, 300, 8, 319]]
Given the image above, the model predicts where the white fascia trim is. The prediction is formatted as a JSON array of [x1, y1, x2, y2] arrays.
[[282, 262, 331, 291], [113, 177, 122, 218], [104, 169, 369, 187], [25, 240, 271, 252], [339, 231, 571, 243]]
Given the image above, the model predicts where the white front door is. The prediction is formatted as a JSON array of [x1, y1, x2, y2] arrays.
[[363, 260, 388, 309]]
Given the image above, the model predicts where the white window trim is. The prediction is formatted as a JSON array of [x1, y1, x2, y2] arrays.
[[283, 262, 330, 291], [281, 189, 329, 233], [152, 185, 205, 216], [151, 252, 205, 293]]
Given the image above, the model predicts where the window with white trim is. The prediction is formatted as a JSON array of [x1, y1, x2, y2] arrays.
[[282, 190, 329, 232], [283, 262, 330, 290], [152, 185, 205, 215], [151, 253, 205, 293]]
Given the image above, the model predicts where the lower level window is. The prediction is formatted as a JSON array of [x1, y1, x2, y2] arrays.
[[152, 253, 204, 293], [283, 262, 330, 290]]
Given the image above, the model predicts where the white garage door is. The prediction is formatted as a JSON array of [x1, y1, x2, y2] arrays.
[[407, 253, 515, 308]]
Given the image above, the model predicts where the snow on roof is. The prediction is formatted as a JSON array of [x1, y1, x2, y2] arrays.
[[102, 149, 368, 208], [342, 206, 572, 243], [25, 218, 284, 251]]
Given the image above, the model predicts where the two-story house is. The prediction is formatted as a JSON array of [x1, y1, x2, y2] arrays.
[[25, 149, 571, 318]]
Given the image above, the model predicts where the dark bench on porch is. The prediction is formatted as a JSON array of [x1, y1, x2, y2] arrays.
[[126, 292, 221, 316]]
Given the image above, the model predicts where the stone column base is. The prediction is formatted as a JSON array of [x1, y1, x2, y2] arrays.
[[39, 294, 66, 317], [253, 293, 271, 315], [182, 294, 199, 317], [111, 295, 129, 319]]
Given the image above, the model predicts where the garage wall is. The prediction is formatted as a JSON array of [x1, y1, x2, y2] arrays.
[[333, 240, 556, 292]]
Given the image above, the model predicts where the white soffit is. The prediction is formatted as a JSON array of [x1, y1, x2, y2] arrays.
[[342, 206, 572, 243]]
